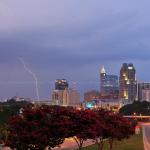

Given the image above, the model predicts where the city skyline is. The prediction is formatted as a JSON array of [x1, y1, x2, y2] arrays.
[[1, 1, 150, 99]]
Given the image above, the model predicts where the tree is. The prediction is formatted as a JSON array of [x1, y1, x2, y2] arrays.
[[93, 108, 110, 150], [5, 105, 134, 150], [104, 112, 134, 150], [119, 101, 150, 116], [0, 124, 9, 146], [70, 109, 99, 150], [94, 108, 134, 150], [0, 100, 32, 125], [5, 105, 74, 150]]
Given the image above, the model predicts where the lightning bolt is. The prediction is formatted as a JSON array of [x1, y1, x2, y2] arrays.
[[19, 58, 40, 101]]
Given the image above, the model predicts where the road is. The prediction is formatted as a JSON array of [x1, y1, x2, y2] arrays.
[[52, 138, 94, 150], [1, 138, 94, 150]]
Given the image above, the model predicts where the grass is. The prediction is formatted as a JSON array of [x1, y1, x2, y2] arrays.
[[81, 134, 144, 150]]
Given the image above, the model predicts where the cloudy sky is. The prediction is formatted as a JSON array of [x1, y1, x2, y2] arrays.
[[0, 0, 150, 100]]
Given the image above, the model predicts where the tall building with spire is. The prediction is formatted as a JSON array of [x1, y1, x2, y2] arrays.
[[100, 66, 119, 99], [100, 66, 107, 94], [119, 63, 137, 102]]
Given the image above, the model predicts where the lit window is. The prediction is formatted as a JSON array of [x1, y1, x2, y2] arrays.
[[128, 66, 133, 69]]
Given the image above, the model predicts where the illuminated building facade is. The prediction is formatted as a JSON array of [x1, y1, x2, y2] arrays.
[[142, 90, 150, 102], [138, 82, 150, 101], [84, 90, 99, 102], [52, 90, 64, 105], [62, 88, 80, 106], [55, 79, 69, 90], [52, 79, 69, 105], [52, 79, 80, 106], [100, 66, 119, 99], [119, 63, 137, 101], [52, 88, 80, 106]]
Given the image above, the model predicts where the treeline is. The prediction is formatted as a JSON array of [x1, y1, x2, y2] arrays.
[[3, 105, 135, 150], [119, 101, 150, 116], [0, 99, 32, 124]]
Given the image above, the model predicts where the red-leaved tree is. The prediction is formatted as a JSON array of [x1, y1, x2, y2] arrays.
[[98, 110, 134, 150], [70, 109, 99, 150], [5, 105, 74, 150], [93, 108, 110, 150], [107, 113, 134, 150], [5, 106, 134, 150], [94, 108, 134, 150]]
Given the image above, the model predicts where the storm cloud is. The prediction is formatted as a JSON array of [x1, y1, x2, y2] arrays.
[[0, 0, 150, 100]]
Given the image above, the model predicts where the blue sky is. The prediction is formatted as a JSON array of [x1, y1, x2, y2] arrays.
[[0, 0, 150, 100]]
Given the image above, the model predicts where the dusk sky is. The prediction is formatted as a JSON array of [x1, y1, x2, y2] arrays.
[[1, 0, 150, 100]]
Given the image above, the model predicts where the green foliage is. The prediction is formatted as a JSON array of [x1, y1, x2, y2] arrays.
[[0, 124, 9, 144], [119, 101, 150, 116], [0, 100, 32, 124]]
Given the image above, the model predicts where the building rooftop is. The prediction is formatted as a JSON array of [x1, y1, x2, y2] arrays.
[[100, 66, 106, 74]]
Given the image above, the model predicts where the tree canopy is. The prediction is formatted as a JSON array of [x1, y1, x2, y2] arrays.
[[0, 100, 32, 124], [119, 101, 150, 116], [6, 105, 75, 150], [5, 105, 134, 150]]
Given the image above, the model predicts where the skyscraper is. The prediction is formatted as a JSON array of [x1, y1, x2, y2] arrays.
[[119, 63, 137, 102], [51, 79, 69, 105], [100, 66, 119, 99], [52, 79, 80, 106]]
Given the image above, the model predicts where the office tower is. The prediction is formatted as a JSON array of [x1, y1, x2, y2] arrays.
[[63, 88, 80, 106], [52, 88, 80, 106], [55, 79, 69, 90], [100, 66, 107, 93], [119, 63, 137, 101], [84, 90, 99, 102], [52, 79, 68, 105], [100, 66, 119, 99], [52, 79, 80, 106], [52, 90, 64, 105], [138, 82, 150, 101]]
